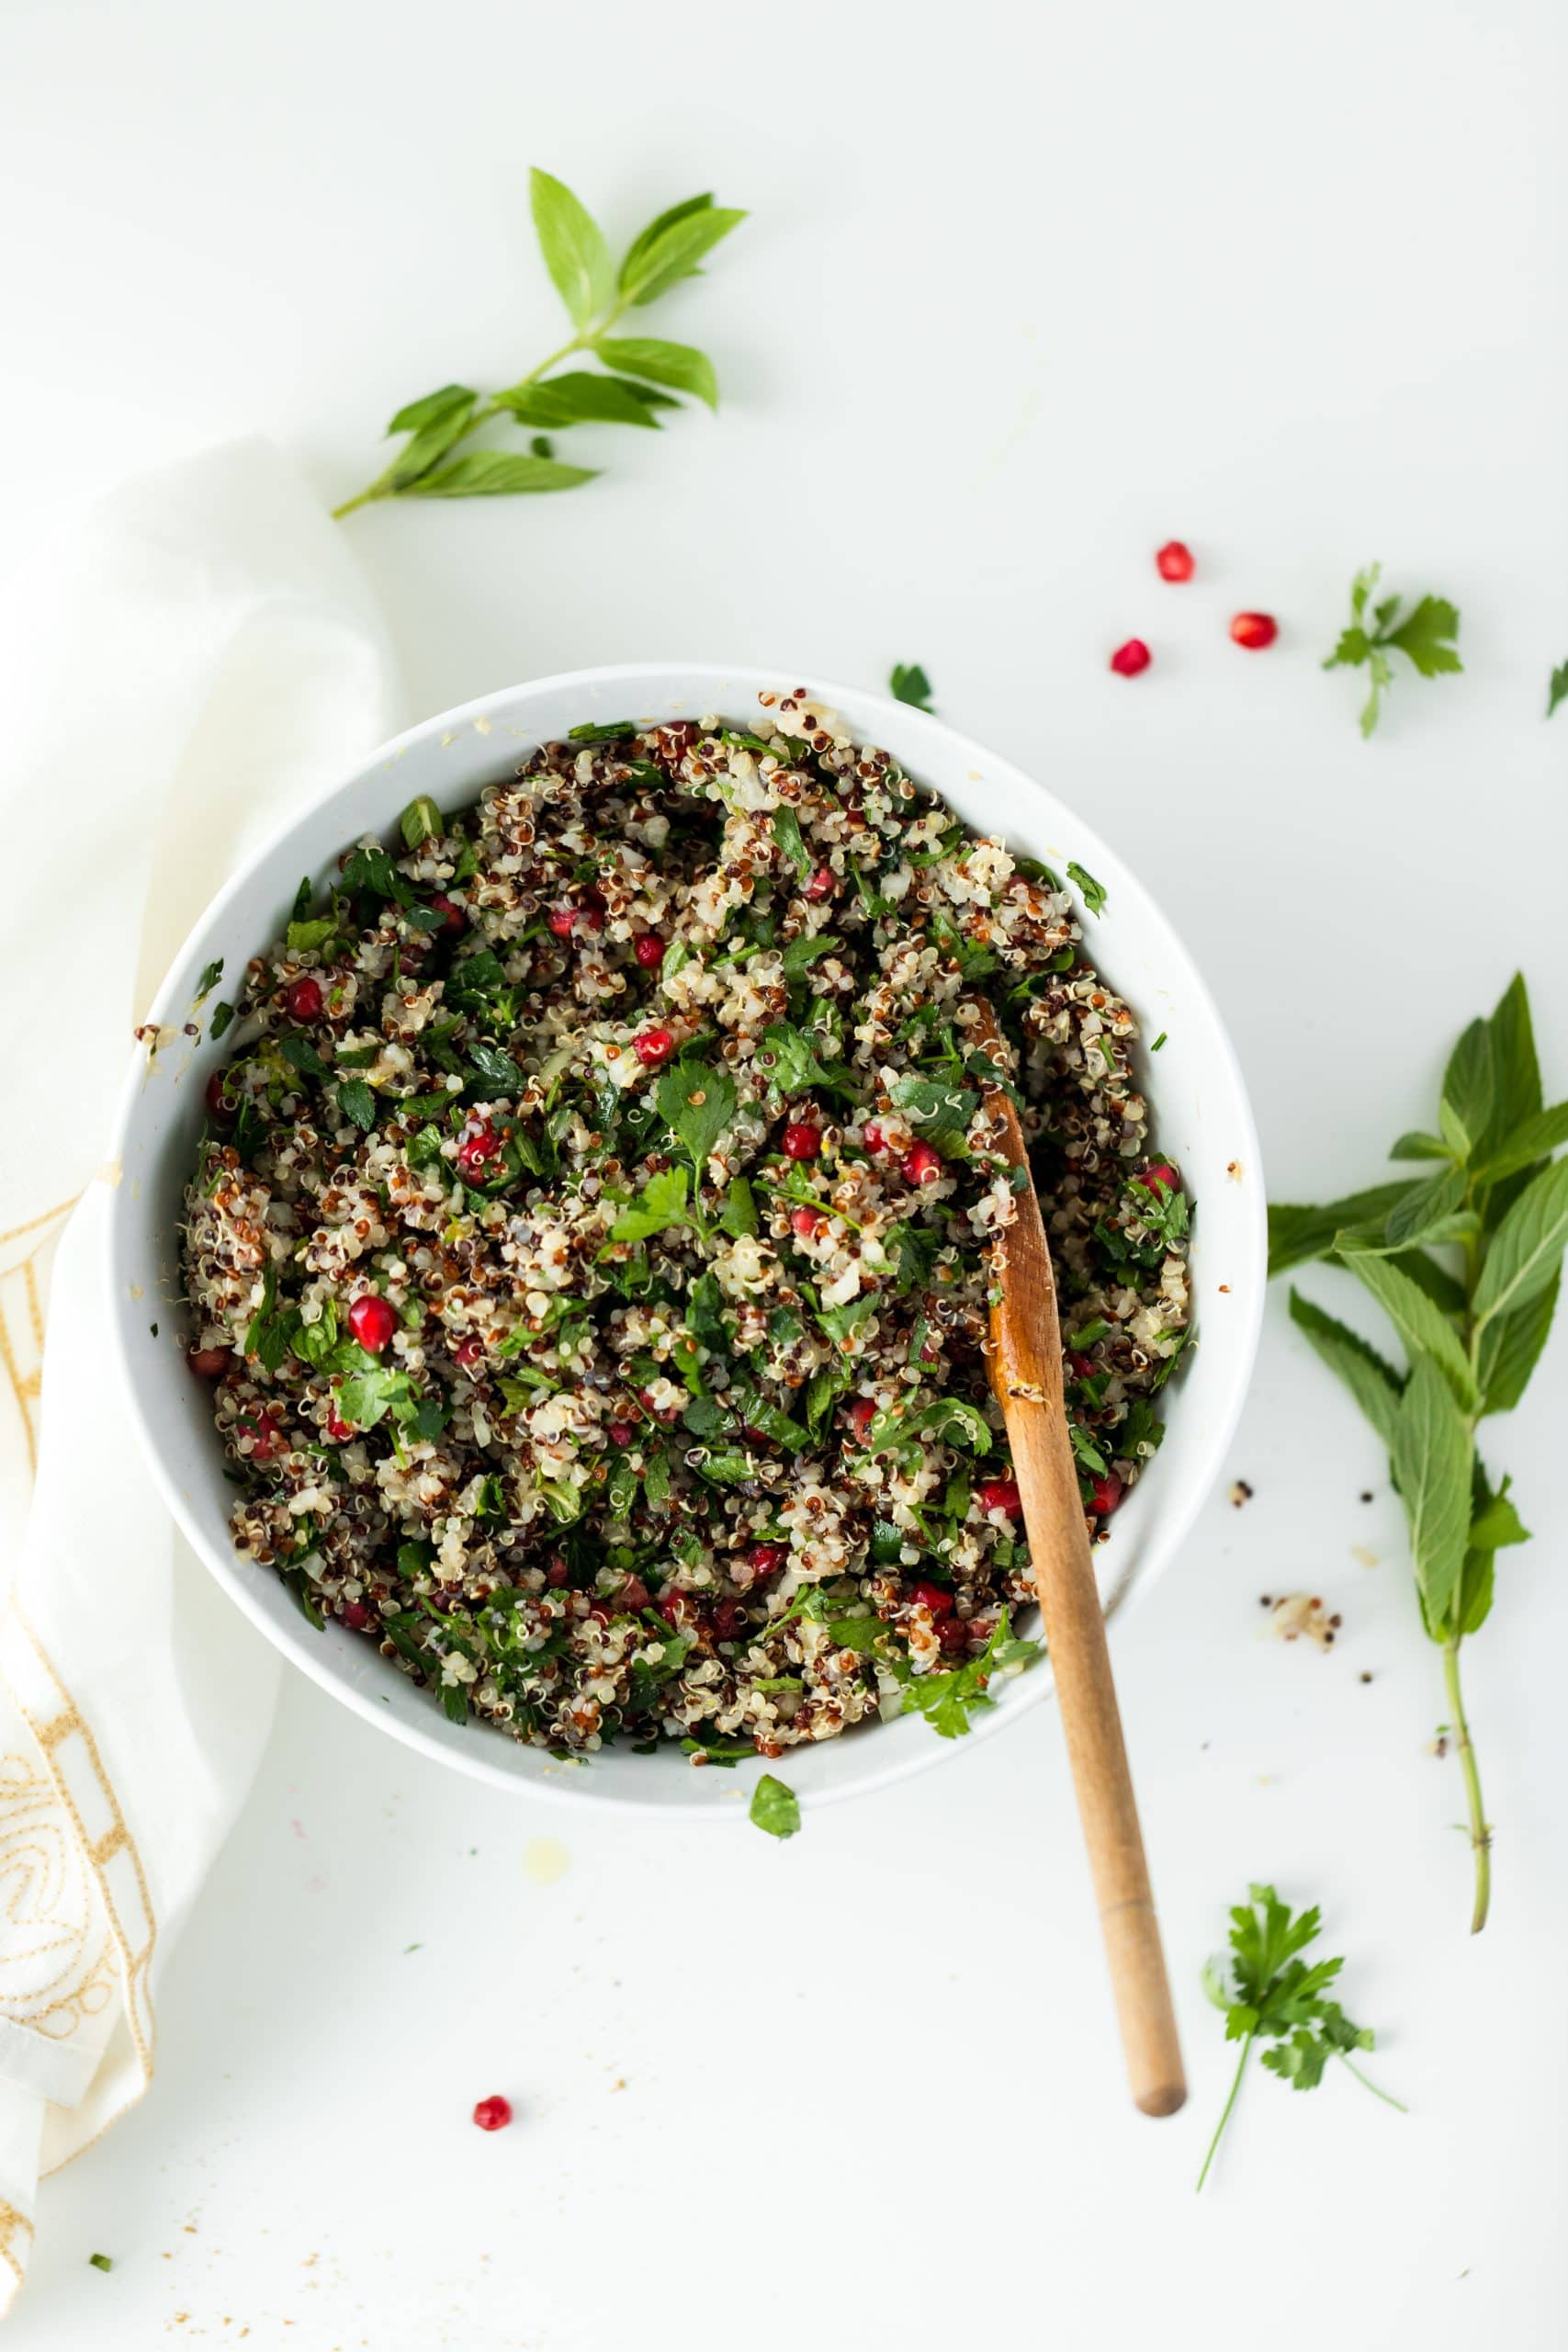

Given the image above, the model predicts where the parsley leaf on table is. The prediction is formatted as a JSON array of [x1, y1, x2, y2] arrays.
[[1196, 1884, 1404, 2190], [750, 1773, 800, 1838], [888, 662, 936, 712], [1547, 661, 1568, 720], [1323, 562, 1461, 737]]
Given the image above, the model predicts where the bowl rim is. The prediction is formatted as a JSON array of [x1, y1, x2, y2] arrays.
[[106, 659, 1266, 1815]]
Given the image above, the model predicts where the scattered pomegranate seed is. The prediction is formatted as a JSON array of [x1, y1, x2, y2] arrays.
[[848, 1397, 877, 1441], [1230, 612, 1278, 651], [472, 2095, 513, 2132], [976, 1476, 1021, 1519], [607, 1419, 635, 1447], [1110, 639, 1152, 677], [782, 1121, 821, 1161], [452, 1336, 484, 1370], [580, 891, 607, 933], [634, 1026, 675, 1069], [1156, 541, 1195, 582], [187, 1344, 231, 1378], [547, 906, 577, 938], [658, 1594, 691, 1626], [939, 1616, 971, 1656], [712, 1599, 742, 1640], [790, 1206, 822, 1241], [347, 1294, 396, 1354], [205, 1070, 237, 1125], [634, 932, 665, 969], [429, 893, 466, 935], [804, 865, 835, 901], [616, 1574, 651, 1613], [1088, 1470, 1124, 1517], [286, 976, 323, 1022], [1142, 1161, 1179, 1193], [457, 1126, 502, 1176], [546, 1555, 571, 1588], [902, 1141, 943, 1186], [911, 1579, 954, 1621], [324, 1408, 355, 1443], [587, 1601, 615, 1627], [748, 1543, 787, 1578], [862, 1120, 886, 1154], [1068, 1351, 1096, 1379], [241, 1411, 284, 1462]]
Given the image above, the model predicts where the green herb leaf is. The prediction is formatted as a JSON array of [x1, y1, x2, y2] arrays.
[[402, 452, 597, 499], [618, 199, 747, 308], [1323, 564, 1461, 735], [888, 662, 935, 712], [1340, 1252, 1478, 1411], [771, 807, 811, 880], [400, 795, 444, 849], [1066, 861, 1108, 917], [1548, 662, 1568, 719], [336, 1078, 377, 1133], [1286, 1289, 1404, 1454], [88, 2253, 114, 2273], [467, 1041, 525, 1095], [1389, 1130, 1451, 1162], [1439, 1020, 1495, 1160], [749, 1772, 800, 1839], [529, 167, 614, 328], [1472, 1157, 1568, 1329], [388, 394, 480, 489], [1391, 1357, 1473, 1630], [594, 336, 718, 408], [1267, 1184, 1417, 1277], [1473, 1102, 1568, 1184], [388, 383, 478, 437], [1475, 1272, 1560, 1416], [496, 372, 664, 431], [194, 957, 223, 1001], [609, 1164, 691, 1245], [897, 1611, 1038, 1738], [657, 1057, 738, 1168]]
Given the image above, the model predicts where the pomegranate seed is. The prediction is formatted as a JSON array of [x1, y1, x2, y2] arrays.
[[782, 1122, 820, 1161], [347, 1294, 396, 1354], [453, 1336, 484, 1370], [712, 1599, 742, 1640], [939, 1616, 970, 1656], [1068, 1351, 1095, 1379], [1142, 1161, 1179, 1193], [902, 1141, 943, 1186], [187, 1344, 231, 1378], [634, 1026, 675, 1069], [748, 1543, 787, 1577], [242, 1412, 284, 1463], [976, 1476, 1021, 1519], [205, 1070, 237, 1125], [429, 893, 465, 935], [324, 1408, 354, 1442], [862, 1120, 886, 1154], [1230, 612, 1278, 651], [580, 901, 606, 935], [1156, 541, 1195, 582], [1089, 1470, 1124, 1518], [286, 976, 323, 1022], [547, 906, 577, 938], [804, 865, 835, 901], [607, 1419, 635, 1447], [790, 1206, 822, 1241], [342, 1600, 373, 1631], [911, 1580, 954, 1621], [587, 1601, 615, 1627], [616, 1575, 651, 1613], [457, 1127, 501, 1176], [634, 932, 665, 969], [546, 1555, 571, 1588], [848, 1397, 877, 1442], [658, 1594, 690, 1626], [472, 2095, 513, 2132], [1110, 639, 1152, 677]]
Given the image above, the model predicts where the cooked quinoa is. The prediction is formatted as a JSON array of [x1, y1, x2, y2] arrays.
[[180, 690, 1192, 1762]]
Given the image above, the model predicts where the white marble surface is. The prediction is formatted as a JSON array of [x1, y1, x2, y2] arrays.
[[2, 0, 1566, 2343]]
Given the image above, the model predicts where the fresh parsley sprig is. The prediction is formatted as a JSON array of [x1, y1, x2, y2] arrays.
[[889, 662, 936, 712], [1197, 1884, 1403, 2191], [1271, 973, 1566, 1930], [1323, 562, 1461, 737], [333, 172, 745, 519], [1546, 661, 1568, 720]]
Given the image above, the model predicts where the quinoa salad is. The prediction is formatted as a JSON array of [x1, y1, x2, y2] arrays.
[[181, 691, 1192, 1764]]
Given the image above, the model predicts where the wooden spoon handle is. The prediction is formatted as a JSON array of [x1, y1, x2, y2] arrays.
[[1007, 1392, 1187, 2117]]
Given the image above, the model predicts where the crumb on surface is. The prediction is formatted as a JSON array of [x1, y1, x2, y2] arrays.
[[1261, 1592, 1341, 1649]]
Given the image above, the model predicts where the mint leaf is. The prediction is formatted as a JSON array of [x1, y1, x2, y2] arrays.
[[400, 796, 444, 849], [388, 384, 477, 436], [1475, 1272, 1560, 1415], [618, 201, 746, 308], [403, 452, 597, 499], [497, 373, 664, 431], [388, 395, 480, 490], [1392, 1357, 1473, 1630], [1339, 1252, 1478, 1411], [749, 1773, 800, 1839], [1267, 1184, 1417, 1276], [1439, 1020, 1495, 1160], [1286, 1289, 1404, 1453], [594, 336, 718, 409], [1474, 1102, 1568, 1184], [1472, 1156, 1568, 1329], [529, 167, 613, 327], [1548, 661, 1568, 719], [336, 1078, 376, 1133]]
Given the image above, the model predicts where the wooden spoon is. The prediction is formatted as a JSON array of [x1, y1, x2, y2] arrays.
[[968, 1000, 1186, 2117]]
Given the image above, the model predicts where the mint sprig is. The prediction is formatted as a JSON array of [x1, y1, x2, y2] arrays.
[[1323, 562, 1461, 737], [334, 172, 744, 519], [1270, 973, 1565, 1930]]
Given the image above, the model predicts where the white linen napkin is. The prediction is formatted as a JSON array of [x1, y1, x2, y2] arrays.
[[0, 438, 400, 2312]]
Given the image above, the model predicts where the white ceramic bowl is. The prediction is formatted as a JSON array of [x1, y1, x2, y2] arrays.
[[107, 662, 1264, 1816]]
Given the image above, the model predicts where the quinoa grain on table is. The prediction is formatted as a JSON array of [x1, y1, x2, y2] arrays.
[[181, 692, 1191, 1761]]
